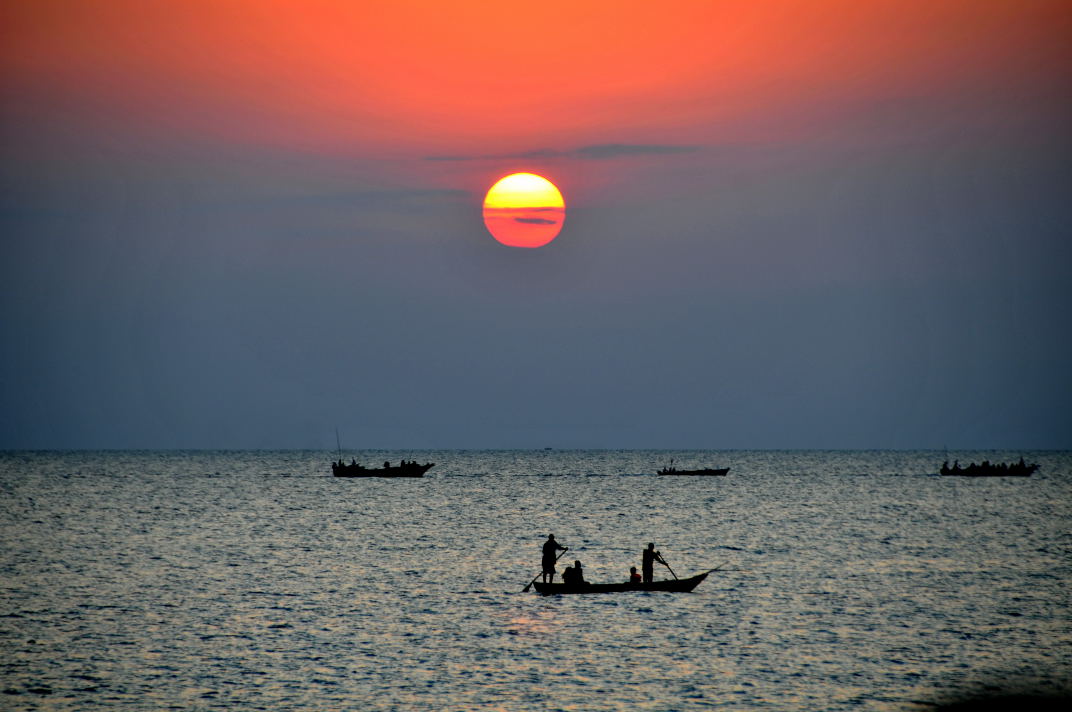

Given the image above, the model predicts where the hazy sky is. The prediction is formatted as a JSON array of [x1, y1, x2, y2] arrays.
[[2, 1, 1070, 449]]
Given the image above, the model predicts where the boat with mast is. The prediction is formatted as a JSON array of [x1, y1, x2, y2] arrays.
[[657, 459, 729, 476], [331, 460, 434, 477], [331, 428, 433, 477]]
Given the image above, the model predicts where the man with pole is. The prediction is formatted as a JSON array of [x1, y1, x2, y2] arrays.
[[642, 542, 667, 583], [542, 534, 567, 583]]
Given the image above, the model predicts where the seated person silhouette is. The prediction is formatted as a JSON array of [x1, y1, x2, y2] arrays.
[[561, 560, 586, 587]]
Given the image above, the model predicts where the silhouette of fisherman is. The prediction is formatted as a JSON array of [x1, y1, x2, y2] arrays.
[[629, 566, 642, 584], [642, 542, 666, 583], [541, 534, 567, 583]]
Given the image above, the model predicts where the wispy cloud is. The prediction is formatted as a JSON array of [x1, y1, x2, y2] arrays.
[[426, 143, 701, 162], [513, 217, 558, 225]]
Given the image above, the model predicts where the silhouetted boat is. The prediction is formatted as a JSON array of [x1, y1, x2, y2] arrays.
[[657, 466, 729, 476], [532, 570, 713, 595], [331, 460, 434, 478], [939, 458, 1038, 477]]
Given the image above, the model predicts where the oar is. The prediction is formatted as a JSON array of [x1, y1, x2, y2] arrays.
[[522, 547, 568, 592], [659, 555, 679, 580]]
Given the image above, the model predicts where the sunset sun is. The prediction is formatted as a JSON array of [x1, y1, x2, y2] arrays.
[[482, 173, 565, 248]]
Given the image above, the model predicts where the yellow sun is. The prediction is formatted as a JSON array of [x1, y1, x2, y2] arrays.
[[482, 173, 565, 248]]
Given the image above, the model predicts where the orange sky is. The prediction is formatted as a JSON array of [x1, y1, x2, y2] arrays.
[[4, 0, 1070, 158], [3, 2, 1072, 451]]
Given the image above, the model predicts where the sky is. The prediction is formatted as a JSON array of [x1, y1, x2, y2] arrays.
[[2, 0, 1071, 449]]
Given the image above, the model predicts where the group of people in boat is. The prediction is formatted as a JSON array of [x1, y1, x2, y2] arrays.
[[940, 457, 1038, 476], [386, 459, 421, 468], [541, 534, 669, 587], [333, 459, 422, 470]]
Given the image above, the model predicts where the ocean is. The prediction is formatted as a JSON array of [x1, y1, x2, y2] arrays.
[[1, 450, 1070, 710]]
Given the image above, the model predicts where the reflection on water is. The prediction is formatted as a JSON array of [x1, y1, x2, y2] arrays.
[[1, 450, 1070, 710]]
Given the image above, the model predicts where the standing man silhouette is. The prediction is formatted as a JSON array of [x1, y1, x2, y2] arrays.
[[541, 534, 567, 583], [642, 542, 665, 583]]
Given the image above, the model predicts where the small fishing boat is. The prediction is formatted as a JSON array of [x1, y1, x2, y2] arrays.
[[939, 458, 1037, 477], [331, 460, 434, 478], [531, 570, 713, 595], [657, 466, 729, 476]]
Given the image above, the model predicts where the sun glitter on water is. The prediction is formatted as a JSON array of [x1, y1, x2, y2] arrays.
[[482, 173, 565, 248]]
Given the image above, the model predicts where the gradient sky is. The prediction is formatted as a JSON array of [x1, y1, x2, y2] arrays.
[[2, 1, 1070, 449]]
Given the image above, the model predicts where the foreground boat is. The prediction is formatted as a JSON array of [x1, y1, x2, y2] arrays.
[[532, 570, 712, 595], [657, 466, 729, 476], [939, 459, 1038, 477], [331, 460, 434, 478]]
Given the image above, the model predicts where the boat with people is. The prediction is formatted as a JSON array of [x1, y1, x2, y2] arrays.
[[331, 459, 434, 478], [531, 569, 714, 595], [523, 535, 723, 596], [939, 458, 1038, 477], [657, 459, 729, 476]]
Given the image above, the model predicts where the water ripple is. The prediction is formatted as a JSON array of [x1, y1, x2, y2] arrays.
[[1, 450, 1070, 710]]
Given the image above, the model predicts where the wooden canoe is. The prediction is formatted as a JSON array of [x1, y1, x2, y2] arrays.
[[331, 462, 434, 478], [939, 460, 1037, 477], [657, 467, 729, 476], [531, 570, 712, 595]]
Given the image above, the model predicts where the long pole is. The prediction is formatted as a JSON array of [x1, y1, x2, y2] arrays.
[[706, 561, 727, 574], [335, 427, 342, 463], [660, 555, 679, 580]]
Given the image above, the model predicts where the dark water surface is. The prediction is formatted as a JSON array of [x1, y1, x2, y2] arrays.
[[2, 450, 1070, 710]]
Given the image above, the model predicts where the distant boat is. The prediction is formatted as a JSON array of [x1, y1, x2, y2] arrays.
[[657, 464, 729, 476], [939, 458, 1038, 477], [331, 460, 434, 478], [532, 570, 713, 595]]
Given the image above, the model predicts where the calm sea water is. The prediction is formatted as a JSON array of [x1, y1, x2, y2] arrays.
[[1, 450, 1070, 711]]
